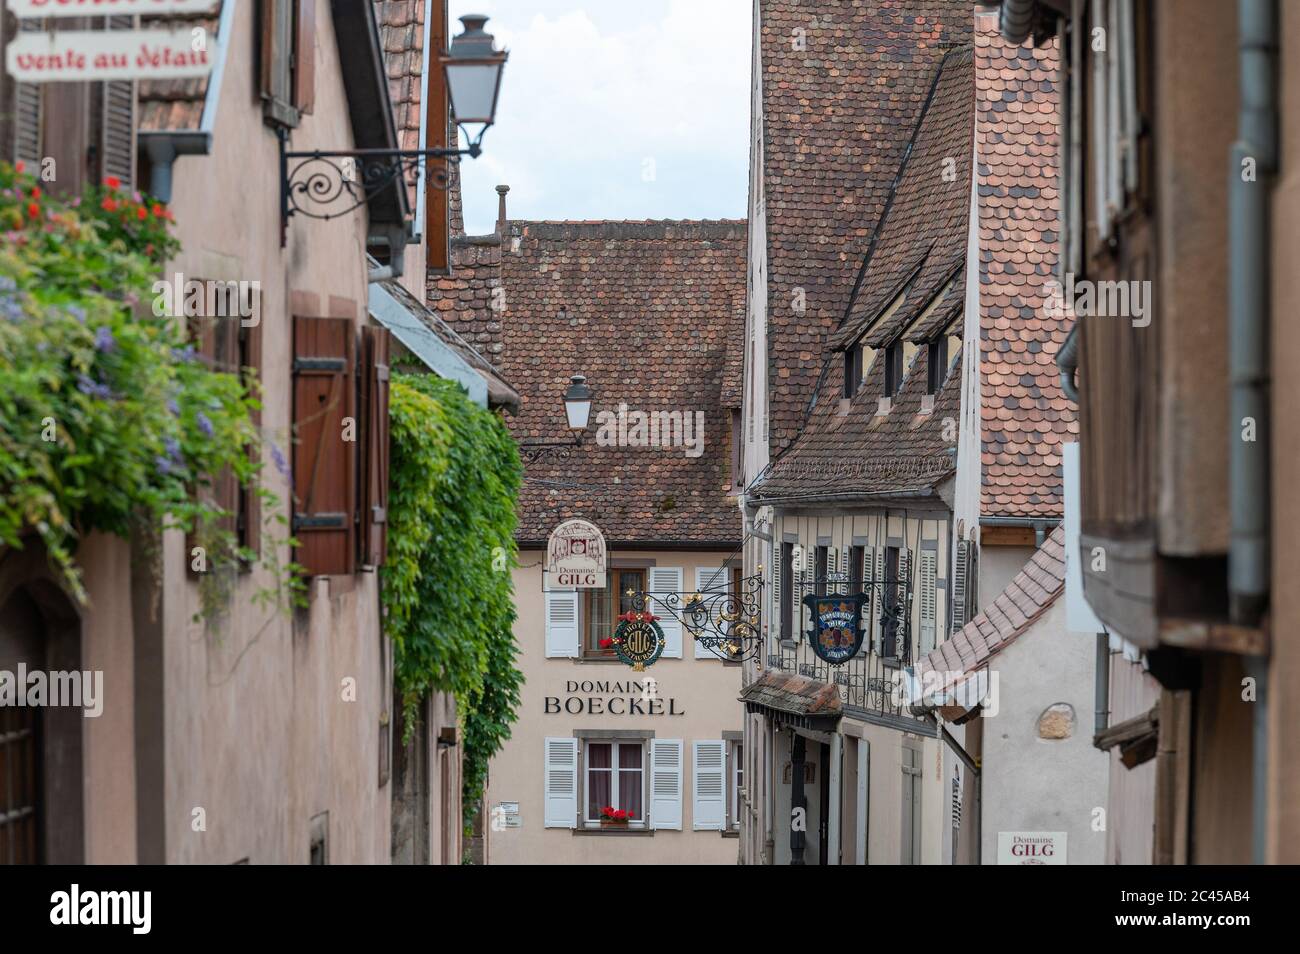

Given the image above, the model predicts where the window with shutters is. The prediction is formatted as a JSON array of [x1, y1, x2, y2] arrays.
[[779, 542, 794, 640], [291, 316, 357, 576], [728, 740, 744, 831], [186, 299, 260, 571], [261, 0, 317, 127], [918, 549, 938, 655], [584, 740, 645, 828], [581, 568, 645, 658]]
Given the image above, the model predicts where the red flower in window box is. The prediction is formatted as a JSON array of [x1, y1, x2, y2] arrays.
[[598, 637, 613, 649], [600, 806, 634, 826], [104, 175, 121, 190]]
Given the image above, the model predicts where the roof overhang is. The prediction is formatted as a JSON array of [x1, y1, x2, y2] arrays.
[[740, 670, 843, 732]]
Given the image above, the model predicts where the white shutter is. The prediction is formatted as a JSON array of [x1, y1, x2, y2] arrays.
[[650, 738, 683, 830], [692, 740, 727, 830], [544, 589, 579, 658], [919, 550, 938, 655], [543, 738, 579, 828], [861, 548, 882, 656], [695, 567, 727, 658], [770, 540, 781, 641], [951, 540, 970, 634], [650, 566, 683, 658]]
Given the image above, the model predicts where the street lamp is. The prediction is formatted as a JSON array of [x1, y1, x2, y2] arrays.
[[443, 15, 509, 156], [278, 14, 508, 241], [520, 375, 595, 464]]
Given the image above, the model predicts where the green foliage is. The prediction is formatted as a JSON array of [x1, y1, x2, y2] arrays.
[[0, 161, 297, 610], [383, 373, 523, 828]]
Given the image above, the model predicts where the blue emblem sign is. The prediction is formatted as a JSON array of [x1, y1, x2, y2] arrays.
[[802, 594, 867, 665]]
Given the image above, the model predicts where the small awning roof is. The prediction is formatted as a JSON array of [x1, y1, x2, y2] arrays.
[[367, 266, 519, 412], [740, 670, 842, 729]]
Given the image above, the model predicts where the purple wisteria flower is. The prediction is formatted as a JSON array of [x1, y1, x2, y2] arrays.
[[163, 436, 182, 460], [76, 374, 114, 400], [196, 412, 214, 437], [271, 443, 291, 480], [166, 398, 180, 416], [171, 345, 197, 363], [94, 325, 116, 352], [155, 455, 174, 476], [67, 304, 86, 323]]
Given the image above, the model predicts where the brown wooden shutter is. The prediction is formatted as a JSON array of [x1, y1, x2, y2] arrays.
[[97, 15, 136, 190], [7, 18, 44, 169], [293, 0, 317, 115], [292, 316, 357, 576], [359, 326, 391, 567], [261, 0, 298, 127]]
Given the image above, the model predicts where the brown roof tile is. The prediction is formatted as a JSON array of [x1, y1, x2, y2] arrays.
[[138, 6, 223, 133], [916, 525, 1065, 689], [975, 17, 1076, 518], [759, 0, 972, 457]]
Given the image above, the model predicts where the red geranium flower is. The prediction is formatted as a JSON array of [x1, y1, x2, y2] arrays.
[[151, 203, 164, 216], [137, 206, 148, 220], [30, 187, 40, 199], [27, 202, 39, 218], [104, 175, 121, 190], [598, 637, 613, 649], [101, 197, 117, 213]]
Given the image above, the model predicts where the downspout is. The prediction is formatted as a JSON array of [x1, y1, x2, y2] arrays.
[[1057, 323, 1080, 402], [1229, 0, 1276, 865], [1095, 633, 1110, 734], [999, 0, 1037, 44]]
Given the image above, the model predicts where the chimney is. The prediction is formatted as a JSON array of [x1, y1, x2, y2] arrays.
[[495, 184, 510, 236]]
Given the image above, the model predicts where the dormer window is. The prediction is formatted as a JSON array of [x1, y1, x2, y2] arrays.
[[926, 337, 949, 394], [885, 341, 904, 397], [843, 344, 863, 398]]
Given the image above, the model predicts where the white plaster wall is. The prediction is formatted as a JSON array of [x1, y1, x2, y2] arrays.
[[980, 598, 1109, 864]]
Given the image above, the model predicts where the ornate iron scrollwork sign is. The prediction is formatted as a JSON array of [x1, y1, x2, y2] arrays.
[[627, 573, 766, 662]]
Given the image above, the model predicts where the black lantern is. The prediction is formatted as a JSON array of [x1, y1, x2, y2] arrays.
[[563, 375, 593, 436], [443, 14, 509, 154]]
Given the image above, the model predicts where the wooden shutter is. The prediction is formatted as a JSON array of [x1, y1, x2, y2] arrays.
[[359, 326, 391, 567], [919, 550, 938, 655], [292, 316, 356, 576], [98, 16, 135, 190], [770, 539, 781, 641], [543, 738, 578, 828], [692, 740, 726, 830], [898, 549, 911, 660], [261, 0, 298, 126], [10, 19, 42, 169], [544, 589, 579, 658], [649, 739, 683, 830], [293, 0, 317, 114], [649, 566, 683, 658], [694, 566, 727, 658], [951, 540, 970, 634], [186, 315, 240, 574], [901, 745, 922, 864]]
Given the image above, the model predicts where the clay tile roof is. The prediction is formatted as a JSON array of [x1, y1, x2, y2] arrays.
[[915, 525, 1065, 689], [752, 45, 973, 502], [137, 4, 224, 133], [373, 0, 425, 153], [495, 220, 747, 547], [740, 669, 843, 719], [759, 0, 972, 457], [975, 15, 1076, 519], [720, 293, 745, 409]]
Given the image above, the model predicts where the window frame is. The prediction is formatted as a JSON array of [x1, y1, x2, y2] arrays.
[[581, 567, 647, 659], [779, 542, 794, 640], [728, 740, 744, 831], [583, 739, 647, 829], [885, 340, 904, 397], [926, 337, 949, 395]]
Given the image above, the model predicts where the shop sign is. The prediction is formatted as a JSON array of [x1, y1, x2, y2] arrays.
[[544, 518, 606, 589], [6, 28, 214, 82], [802, 593, 866, 664], [997, 831, 1067, 865]]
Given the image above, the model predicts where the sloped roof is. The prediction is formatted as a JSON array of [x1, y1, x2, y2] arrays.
[[975, 16, 1075, 518], [758, 0, 972, 457], [752, 46, 973, 502], [916, 525, 1065, 689], [373, 0, 426, 152], [496, 220, 746, 547], [138, 3, 225, 134], [740, 669, 843, 720]]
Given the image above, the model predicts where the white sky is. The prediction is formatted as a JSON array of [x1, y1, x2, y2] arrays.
[[447, 0, 751, 234]]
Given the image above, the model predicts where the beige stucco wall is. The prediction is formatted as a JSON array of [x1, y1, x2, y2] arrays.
[[486, 552, 744, 864], [150, 0, 390, 863]]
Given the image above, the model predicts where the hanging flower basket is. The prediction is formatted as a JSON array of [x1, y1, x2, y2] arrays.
[[599, 806, 635, 827]]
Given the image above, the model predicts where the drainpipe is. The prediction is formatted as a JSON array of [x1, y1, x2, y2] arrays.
[[998, 0, 1037, 44], [1229, 0, 1276, 865], [1057, 323, 1081, 402], [1095, 633, 1110, 734]]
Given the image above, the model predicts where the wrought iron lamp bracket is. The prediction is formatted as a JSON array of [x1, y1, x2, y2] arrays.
[[629, 574, 767, 663]]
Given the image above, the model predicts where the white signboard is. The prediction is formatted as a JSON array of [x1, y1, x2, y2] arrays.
[[544, 519, 607, 590], [998, 831, 1067, 865], [7, 0, 217, 17], [6, 28, 214, 83]]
